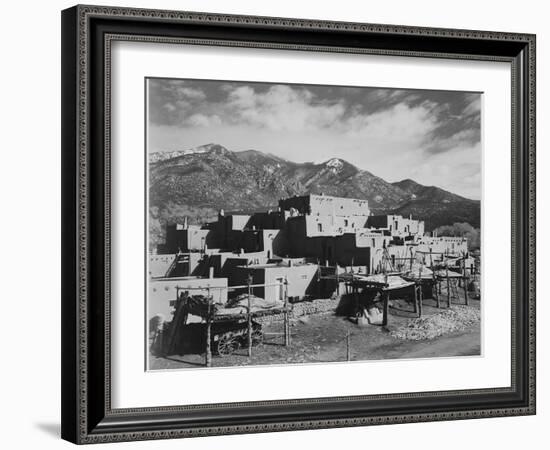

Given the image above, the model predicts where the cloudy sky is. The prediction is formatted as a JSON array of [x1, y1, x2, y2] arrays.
[[147, 78, 481, 200]]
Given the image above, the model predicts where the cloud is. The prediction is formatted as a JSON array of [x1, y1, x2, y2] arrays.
[[147, 79, 481, 199], [463, 95, 481, 117], [148, 80, 207, 125], [345, 101, 440, 144], [223, 84, 346, 132], [174, 87, 206, 101], [425, 128, 480, 155], [171, 83, 440, 143], [186, 113, 222, 127]]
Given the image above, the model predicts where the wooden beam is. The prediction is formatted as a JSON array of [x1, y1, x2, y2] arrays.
[[205, 308, 212, 367], [463, 265, 470, 306], [284, 277, 290, 346], [436, 279, 441, 309], [247, 276, 253, 357], [418, 284, 423, 317], [464, 276, 469, 306], [346, 330, 351, 361], [382, 292, 390, 326], [446, 267, 451, 308]]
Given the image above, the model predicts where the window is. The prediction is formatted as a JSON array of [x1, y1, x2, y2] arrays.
[[317, 223, 323, 232]]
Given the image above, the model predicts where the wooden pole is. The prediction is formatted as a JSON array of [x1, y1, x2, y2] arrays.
[[418, 284, 423, 317], [417, 267, 423, 317], [351, 272, 359, 317], [247, 275, 252, 357], [317, 264, 321, 298], [463, 265, 469, 306], [336, 264, 340, 296], [287, 278, 291, 346], [205, 299, 212, 367], [284, 277, 289, 346], [446, 267, 451, 308], [346, 330, 351, 361], [382, 291, 390, 326], [435, 275, 441, 309]]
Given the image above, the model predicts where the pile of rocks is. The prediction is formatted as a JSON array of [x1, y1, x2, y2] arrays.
[[256, 298, 338, 324], [390, 306, 481, 341], [293, 298, 338, 317]]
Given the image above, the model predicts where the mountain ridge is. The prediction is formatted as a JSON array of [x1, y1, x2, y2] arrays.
[[149, 144, 480, 233]]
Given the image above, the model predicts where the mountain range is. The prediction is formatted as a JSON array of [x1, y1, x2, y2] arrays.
[[149, 143, 480, 232]]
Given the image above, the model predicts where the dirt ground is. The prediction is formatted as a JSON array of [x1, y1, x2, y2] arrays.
[[149, 293, 481, 370]]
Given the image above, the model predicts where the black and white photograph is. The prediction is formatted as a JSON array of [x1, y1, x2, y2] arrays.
[[146, 78, 482, 370], [0, 0, 543, 447]]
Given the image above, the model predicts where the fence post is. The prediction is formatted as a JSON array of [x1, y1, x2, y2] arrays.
[[336, 264, 340, 295], [419, 284, 423, 317], [446, 267, 451, 308], [247, 275, 252, 357], [382, 291, 390, 326], [463, 265, 469, 306], [284, 277, 290, 346], [346, 330, 351, 361], [438, 281, 442, 308], [205, 298, 212, 367]]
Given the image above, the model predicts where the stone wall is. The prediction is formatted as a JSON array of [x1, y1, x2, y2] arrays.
[[256, 298, 339, 324]]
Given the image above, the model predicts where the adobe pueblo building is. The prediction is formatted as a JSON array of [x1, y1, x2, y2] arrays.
[[149, 194, 471, 320]]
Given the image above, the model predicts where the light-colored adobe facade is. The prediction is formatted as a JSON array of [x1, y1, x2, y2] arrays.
[[149, 194, 470, 319], [367, 214, 425, 239]]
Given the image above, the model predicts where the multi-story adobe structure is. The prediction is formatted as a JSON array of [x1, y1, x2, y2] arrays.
[[149, 194, 469, 319], [157, 193, 467, 274]]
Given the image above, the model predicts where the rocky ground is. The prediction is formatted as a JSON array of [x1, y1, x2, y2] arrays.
[[149, 294, 481, 370], [390, 305, 481, 340]]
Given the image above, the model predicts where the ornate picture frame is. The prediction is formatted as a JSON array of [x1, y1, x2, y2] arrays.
[[61, 5, 536, 444]]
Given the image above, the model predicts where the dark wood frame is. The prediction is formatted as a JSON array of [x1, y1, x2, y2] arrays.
[[61, 4, 536, 444]]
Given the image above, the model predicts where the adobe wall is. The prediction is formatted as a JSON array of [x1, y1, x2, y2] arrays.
[[148, 276, 228, 319], [149, 254, 176, 278]]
